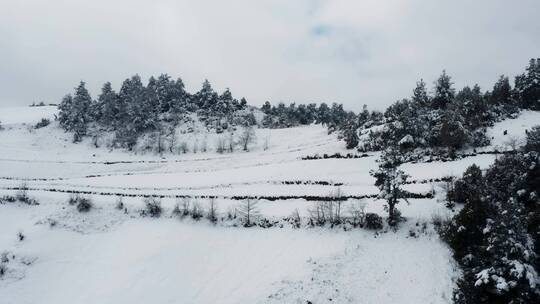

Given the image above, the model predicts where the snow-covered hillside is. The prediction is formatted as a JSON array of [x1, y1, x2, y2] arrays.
[[1, 106, 539, 304]]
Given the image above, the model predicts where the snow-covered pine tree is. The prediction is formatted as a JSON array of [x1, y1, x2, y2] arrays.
[[444, 152, 540, 304], [514, 58, 540, 110], [96, 82, 118, 128], [195, 79, 218, 111], [432, 70, 456, 110], [437, 106, 469, 151], [58, 81, 93, 142], [342, 119, 359, 149], [412, 78, 430, 107], [370, 147, 409, 226]]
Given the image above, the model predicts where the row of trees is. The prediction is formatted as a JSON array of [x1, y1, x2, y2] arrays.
[[440, 126, 540, 303], [260, 101, 356, 129], [348, 58, 540, 152], [57, 58, 539, 152], [58, 75, 251, 147]]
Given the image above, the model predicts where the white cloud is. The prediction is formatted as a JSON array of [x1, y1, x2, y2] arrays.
[[1, 0, 539, 111]]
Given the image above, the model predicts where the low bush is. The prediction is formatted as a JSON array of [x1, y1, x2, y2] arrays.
[[67, 194, 92, 212], [115, 197, 124, 210], [364, 213, 383, 230], [76, 197, 93, 212], [0, 264, 6, 277], [0, 195, 16, 203], [190, 201, 203, 220], [15, 183, 38, 205], [143, 197, 162, 218], [34, 118, 51, 129]]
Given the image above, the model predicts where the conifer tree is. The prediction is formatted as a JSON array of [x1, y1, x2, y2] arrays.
[[96, 82, 118, 128], [370, 147, 409, 226], [432, 70, 456, 109], [58, 81, 93, 142]]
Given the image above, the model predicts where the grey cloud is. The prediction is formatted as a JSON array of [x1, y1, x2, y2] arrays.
[[1, 0, 539, 111]]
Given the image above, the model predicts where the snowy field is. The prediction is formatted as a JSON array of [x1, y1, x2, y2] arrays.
[[1, 106, 539, 303]]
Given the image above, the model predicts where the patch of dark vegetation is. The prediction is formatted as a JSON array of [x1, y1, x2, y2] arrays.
[[34, 118, 51, 129], [141, 197, 162, 218], [301, 153, 371, 160], [280, 180, 345, 186], [437, 128, 540, 304], [0, 184, 39, 205], [349, 59, 540, 153], [68, 194, 93, 212], [364, 213, 384, 230], [0, 185, 433, 201]]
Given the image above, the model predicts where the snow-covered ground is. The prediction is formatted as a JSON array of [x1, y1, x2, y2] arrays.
[[1, 106, 538, 303]]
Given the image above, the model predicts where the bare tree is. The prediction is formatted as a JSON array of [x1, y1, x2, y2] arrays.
[[237, 199, 259, 227], [192, 139, 199, 154], [206, 198, 218, 223], [91, 130, 102, 148], [263, 135, 270, 151], [227, 132, 235, 153], [155, 129, 165, 155], [290, 208, 301, 228], [330, 187, 345, 224], [504, 135, 521, 151], [200, 137, 208, 152], [167, 127, 177, 153], [179, 141, 189, 154], [180, 197, 191, 217], [348, 200, 367, 227], [308, 201, 326, 226], [191, 201, 203, 220], [216, 136, 226, 154], [239, 126, 256, 151]]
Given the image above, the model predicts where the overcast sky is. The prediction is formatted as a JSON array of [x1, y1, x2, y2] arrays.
[[1, 0, 539, 111]]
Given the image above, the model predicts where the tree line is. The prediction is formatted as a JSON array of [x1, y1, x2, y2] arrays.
[[349, 58, 540, 152], [58, 75, 253, 148], [57, 58, 539, 153]]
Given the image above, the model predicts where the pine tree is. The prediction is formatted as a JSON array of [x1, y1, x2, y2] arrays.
[[58, 81, 93, 142], [96, 82, 118, 128], [444, 154, 540, 304], [412, 79, 430, 107], [514, 58, 540, 110], [196, 79, 218, 110], [261, 101, 272, 114], [370, 147, 409, 226], [317, 102, 331, 125], [437, 107, 469, 150], [490, 75, 512, 105], [343, 123, 359, 149], [432, 70, 456, 109]]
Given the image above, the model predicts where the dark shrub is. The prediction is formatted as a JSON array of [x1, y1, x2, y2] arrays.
[[143, 197, 162, 218], [171, 203, 181, 217], [34, 118, 51, 129], [447, 164, 483, 204], [1, 195, 16, 203], [76, 197, 93, 212], [115, 197, 124, 210], [364, 213, 383, 230], [190, 202, 203, 220], [68, 194, 79, 205]]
